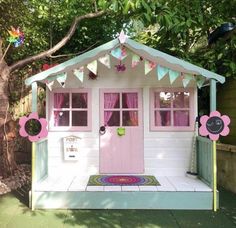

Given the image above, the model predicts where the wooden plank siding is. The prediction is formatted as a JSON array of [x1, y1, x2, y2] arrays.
[[43, 61, 199, 178], [35, 139, 48, 182], [196, 136, 213, 188], [218, 78, 236, 145], [33, 191, 214, 210]]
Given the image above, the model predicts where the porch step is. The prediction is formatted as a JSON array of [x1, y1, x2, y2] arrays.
[[33, 191, 215, 210]]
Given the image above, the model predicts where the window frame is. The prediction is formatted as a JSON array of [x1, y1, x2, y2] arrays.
[[150, 88, 195, 131], [100, 89, 143, 128], [49, 88, 92, 131]]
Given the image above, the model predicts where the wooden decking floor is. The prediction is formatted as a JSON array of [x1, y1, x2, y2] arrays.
[[35, 175, 212, 192]]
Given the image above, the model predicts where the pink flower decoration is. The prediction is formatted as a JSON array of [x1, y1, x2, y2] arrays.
[[115, 61, 126, 72], [199, 111, 230, 141], [19, 112, 48, 142], [148, 61, 156, 69]]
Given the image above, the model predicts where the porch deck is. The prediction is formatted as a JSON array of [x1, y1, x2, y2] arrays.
[[32, 136, 215, 209], [33, 175, 214, 210], [35, 175, 211, 192]]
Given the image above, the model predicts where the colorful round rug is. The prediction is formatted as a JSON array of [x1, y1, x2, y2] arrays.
[[87, 175, 160, 186]]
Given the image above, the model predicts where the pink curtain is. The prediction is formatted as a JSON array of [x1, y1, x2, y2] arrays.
[[174, 111, 189, 126], [54, 93, 64, 126], [54, 93, 64, 108], [80, 93, 88, 126], [81, 93, 87, 105], [155, 111, 161, 126], [154, 93, 161, 126], [104, 93, 119, 125], [126, 93, 138, 126]]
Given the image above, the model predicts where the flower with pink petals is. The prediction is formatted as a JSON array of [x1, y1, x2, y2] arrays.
[[199, 111, 230, 141], [19, 112, 48, 142]]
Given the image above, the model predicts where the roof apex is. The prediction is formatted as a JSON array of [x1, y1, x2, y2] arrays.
[[25, 36, 225, 86]]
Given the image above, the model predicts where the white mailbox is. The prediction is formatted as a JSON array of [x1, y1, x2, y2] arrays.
[[63, 135, 80, 160]]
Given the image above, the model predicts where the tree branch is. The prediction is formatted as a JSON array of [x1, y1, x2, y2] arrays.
[[8, 10, 105, 73], [49, 41, 99, 59]]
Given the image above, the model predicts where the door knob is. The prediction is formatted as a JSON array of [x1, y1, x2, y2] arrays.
[[99, 126, 106, 135]]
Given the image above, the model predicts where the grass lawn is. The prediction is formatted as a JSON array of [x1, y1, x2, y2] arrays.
[[0, 187, 235, 228]]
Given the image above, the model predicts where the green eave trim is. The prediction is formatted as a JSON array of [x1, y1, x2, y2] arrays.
[[25, 38, 120, 86], [125, 39, 225, 84], [25, 37, 225, 86]]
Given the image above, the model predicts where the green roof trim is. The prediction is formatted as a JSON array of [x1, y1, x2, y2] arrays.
[[25, 36, 225, 86], [125, 39, 225, 83], [25, 38, 120, 86]]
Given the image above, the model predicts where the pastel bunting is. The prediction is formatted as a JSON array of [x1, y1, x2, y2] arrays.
[[74, 67, 84, 82], [145, 60, 156, 75], [157, 65, 169, 80]]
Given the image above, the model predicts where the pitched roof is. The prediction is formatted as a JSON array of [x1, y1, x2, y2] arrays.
[[25, 37, 225, 86]]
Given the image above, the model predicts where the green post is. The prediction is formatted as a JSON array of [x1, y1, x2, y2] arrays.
[[31, 82, 37, 210], [210, 79, 217, 212], [210, 79, 216, 112], [32, 82, 38, 112]]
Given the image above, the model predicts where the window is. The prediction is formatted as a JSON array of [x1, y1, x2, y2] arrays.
[[150, 88, 194, 131], [50, 89, 91, 131], [103, 92, 139, 127]]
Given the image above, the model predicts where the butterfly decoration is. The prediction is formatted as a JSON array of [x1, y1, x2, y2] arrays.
[[115, 61, 126, 72], [7, 26, 24, 47]]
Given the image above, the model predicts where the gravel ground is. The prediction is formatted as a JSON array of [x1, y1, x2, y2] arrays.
[[0, 164, 31, 195]]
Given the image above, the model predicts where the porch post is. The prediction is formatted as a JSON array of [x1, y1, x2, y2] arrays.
[[31, 82, 37, 211], [210, 79, 217, 212], [210, 79, 216, 111]]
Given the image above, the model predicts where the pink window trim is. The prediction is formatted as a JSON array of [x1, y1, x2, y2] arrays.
[[49, 88, 92, 132], [150, 88, 195, 132]]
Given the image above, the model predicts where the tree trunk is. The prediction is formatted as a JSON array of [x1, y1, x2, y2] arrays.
[[0, 62, 17, 177], [0, 10, 105, 178]]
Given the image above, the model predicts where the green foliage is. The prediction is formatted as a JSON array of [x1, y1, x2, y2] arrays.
[[0, 0, 235, 78], [25, 118, 42, 136], [132, 0, 236, 77]]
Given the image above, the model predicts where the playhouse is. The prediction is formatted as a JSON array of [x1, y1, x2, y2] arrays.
[[25, 32, 225, 210]]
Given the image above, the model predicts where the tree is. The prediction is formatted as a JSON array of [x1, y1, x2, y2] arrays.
[[132, 0, 236, 76], [0, 0, 105, 176], [0, 0, 157, 177], [2, 0, 234, 177]]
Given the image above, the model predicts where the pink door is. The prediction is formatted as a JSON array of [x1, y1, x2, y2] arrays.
[[99, 89, 144, 173]]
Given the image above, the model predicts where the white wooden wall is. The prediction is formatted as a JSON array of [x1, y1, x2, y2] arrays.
[[46, 55, 197, 177]]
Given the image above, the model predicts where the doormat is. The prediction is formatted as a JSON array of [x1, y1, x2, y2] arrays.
[[87, 175, 160, 186]]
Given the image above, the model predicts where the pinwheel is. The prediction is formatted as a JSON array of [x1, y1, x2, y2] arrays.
[[0, 27, 24, 62], [7, 26, 24, 47]]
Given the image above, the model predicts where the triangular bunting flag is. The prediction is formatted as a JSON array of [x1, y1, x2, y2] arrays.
[[111, 46, 127, 60], [98, 54, 111, 69], [169, 69, 179, 84], [87, 60, 97, 75], [131, 54, 141, 68], [145, 60, 156, 75], [45, 80, 54, 91], [182, 74, 193, 88], [157, 65, 169, 80], [195, 75, 205, 88], [74, 67, 84, 82], [56, 72, 67, 87]]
